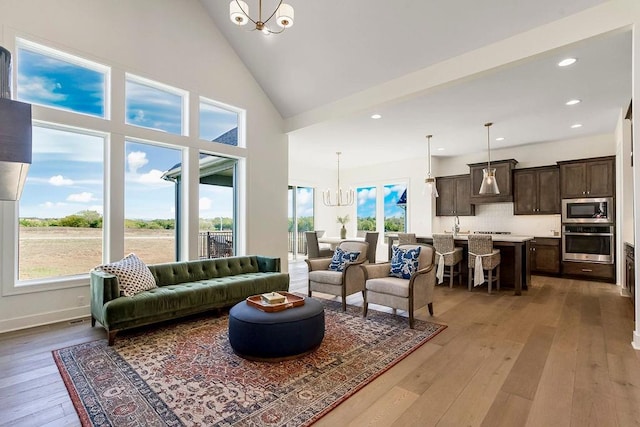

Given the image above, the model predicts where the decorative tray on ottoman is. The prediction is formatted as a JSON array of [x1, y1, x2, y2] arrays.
[[246, 291, 305, 312]]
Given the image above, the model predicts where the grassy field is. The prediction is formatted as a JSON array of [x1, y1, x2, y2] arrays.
[[19, 227, 177, 280]]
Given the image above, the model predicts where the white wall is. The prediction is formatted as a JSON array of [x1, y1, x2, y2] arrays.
[[0, 0, 288, 332]]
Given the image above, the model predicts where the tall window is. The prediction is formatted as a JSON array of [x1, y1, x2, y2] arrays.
[[16, 39, 107, 118], [357, 186, 376, 231], [384, 184, 407, 233], [199, 98, 240, 146], [288, 186, 314, 255], [126, 74, 186, 135], [124, 141, 181, 264], [19, 125, 105, 280], [9, 37, 245, 290], [198, 154, 237, 258]]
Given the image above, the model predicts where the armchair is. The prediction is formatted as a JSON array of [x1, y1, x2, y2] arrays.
[[305, 240, 369, 311], [361, 244, 436, 328]]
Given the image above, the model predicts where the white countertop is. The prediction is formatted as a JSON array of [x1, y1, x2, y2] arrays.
[[388, 233, 534, 243], [427, 234, 534, 243]]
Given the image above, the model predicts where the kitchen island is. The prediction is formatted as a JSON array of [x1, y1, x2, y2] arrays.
[[387, 234, 534, 295]]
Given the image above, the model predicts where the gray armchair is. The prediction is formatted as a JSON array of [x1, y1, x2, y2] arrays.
[[305, 240, 369, 311], [361, 244, 436, 328]]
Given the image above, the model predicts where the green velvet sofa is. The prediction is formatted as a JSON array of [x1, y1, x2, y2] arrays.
[[90, 255, 289, 345]]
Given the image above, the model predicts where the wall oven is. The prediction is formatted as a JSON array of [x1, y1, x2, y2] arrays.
[[562, 224, 614, 264], [562, 197, 613, 224]]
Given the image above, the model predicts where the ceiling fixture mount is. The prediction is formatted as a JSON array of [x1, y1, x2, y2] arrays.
[[558, 58, 577, 67], [229, 0, 294, 35], [479, 122, 500, 195], [423, 135, 439, 198], [323, 152, 354, 207]]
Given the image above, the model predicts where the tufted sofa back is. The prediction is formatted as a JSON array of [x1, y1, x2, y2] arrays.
[[148, 256, 261, 287]]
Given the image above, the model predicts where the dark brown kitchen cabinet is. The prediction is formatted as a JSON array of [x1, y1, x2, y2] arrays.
[[530, 237, 561, 275], [468, 159, 518, 204], [558, 156, 615, 198], [435, 174, 475, 216], [513, 166, 560, 215]]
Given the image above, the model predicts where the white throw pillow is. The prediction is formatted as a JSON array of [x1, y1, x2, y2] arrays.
[[96, 253, 157, 297]]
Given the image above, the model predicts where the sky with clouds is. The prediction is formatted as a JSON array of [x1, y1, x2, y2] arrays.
[[17, 44, 237, 221]]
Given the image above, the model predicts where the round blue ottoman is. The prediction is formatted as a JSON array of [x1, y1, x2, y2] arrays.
[[228, 297, 325, 361]]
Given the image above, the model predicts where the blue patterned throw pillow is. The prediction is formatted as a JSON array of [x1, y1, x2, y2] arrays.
[[389, 246, 422, 279], [328, 247, 361, 272]]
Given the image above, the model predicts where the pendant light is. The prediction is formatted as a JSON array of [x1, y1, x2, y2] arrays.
[[423, 134, 438, 198], [479, 122, 500, 195], [322, 152, 354, 206]]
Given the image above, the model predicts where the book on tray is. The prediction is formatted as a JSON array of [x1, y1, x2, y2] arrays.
[[261, 292, 286, 304]]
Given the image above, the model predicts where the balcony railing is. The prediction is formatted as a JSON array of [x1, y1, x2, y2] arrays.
[[199, 231, 233, 258], [288, 231, 307, 254]]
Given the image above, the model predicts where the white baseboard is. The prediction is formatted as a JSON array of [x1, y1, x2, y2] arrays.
[[632, 331, 640, 350], [0, 305, 90, 334]]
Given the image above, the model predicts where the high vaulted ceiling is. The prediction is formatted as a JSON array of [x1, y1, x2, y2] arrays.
[[202, 0, 631, 168]]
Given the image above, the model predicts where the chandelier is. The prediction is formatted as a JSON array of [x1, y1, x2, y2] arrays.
[[423, 134, 439, 198], [229, 1, 294, 35], [323, 152, 354, 207], [479, 122, 500, 195]]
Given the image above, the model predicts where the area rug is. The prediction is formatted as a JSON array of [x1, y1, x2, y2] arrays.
[[53, 299, 446, 426]]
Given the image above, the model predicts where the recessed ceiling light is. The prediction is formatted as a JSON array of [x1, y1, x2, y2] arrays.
[[495, 137, 505, 141], [558, 58, 577, 67], [566, 99, 581, 106], [571, 123, 583, 129], [370, 114, 382, 119]]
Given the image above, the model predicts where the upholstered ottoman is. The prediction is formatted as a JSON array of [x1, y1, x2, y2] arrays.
[[228, 297, 325, 361]]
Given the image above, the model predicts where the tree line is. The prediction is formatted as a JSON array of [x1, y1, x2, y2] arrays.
[[19, 210, 234, 230]]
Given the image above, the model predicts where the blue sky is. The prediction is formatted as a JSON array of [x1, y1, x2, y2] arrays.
[[17, 44, 237, 221], [357, 186, 376, 218], [384, 184, 406, 218]]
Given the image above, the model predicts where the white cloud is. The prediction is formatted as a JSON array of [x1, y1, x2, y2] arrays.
[[49, 175, 74, 186], [200, 197, 213, 210], [67, 192, 95, 203], [137, 169, 167, 184], [17, 75, 67, 103], [127, 151, 149, 173]]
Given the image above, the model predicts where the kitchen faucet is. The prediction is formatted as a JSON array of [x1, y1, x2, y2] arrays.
[[453, 215, 460, 236]]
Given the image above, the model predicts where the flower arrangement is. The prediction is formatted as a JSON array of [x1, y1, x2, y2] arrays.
[[336, 215, 350, 225]]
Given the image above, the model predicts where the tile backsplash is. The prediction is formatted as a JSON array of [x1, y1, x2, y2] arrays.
[[432, 203, 561, 237]]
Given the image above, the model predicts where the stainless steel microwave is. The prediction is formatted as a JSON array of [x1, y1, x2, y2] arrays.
[[561, 197, 613, 224]]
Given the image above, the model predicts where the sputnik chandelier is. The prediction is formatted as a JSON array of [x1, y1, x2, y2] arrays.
[[229, 0, 294, 35]]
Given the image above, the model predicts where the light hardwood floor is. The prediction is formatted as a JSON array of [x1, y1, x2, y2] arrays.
[[1, 258, 640, 426]]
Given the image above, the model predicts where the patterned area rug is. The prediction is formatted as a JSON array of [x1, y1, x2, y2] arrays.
[[54, 299, 446, 426]]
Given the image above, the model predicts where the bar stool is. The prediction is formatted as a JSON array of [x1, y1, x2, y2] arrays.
[[467, 235, 501, 294], [432, 234, 463, 288]]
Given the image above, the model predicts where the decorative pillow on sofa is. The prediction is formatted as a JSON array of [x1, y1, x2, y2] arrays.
[[389, 245, 422, 279], [328, 247, 361, 272], [96, 253, 157, 297]]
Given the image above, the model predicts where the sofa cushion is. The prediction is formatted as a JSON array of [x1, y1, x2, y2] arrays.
[[97, 253, 157, 296], [328, 247, 361, 272], [389, 245, 421, 279]]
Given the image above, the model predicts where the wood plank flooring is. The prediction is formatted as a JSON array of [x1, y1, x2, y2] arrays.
[[1, 258, 639, 426]]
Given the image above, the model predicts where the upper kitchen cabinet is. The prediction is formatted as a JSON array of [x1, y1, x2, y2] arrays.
[[468, 159, 518, 204], [513, 166, 560, 215], [435, 174, 475, 216], [558, 156, 615, 199]]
